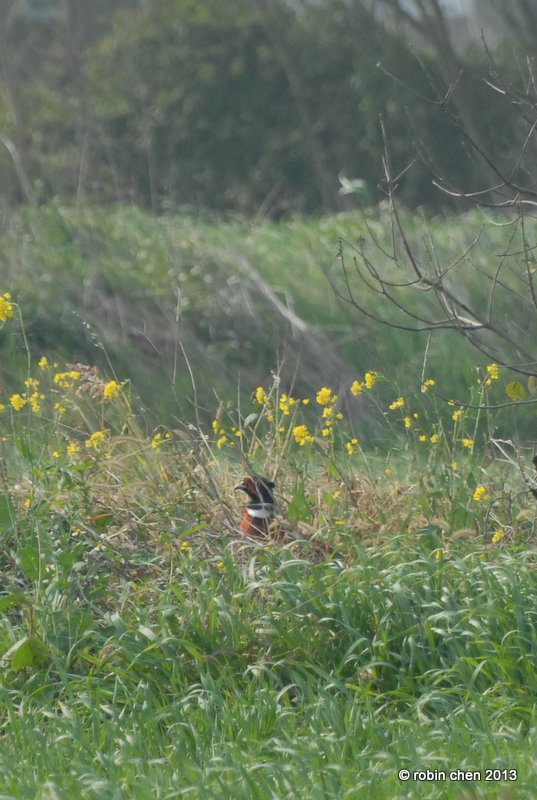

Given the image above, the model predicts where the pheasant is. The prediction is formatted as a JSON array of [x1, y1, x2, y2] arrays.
[[234, 474, 277, 538], [234, 474, 332, 559]]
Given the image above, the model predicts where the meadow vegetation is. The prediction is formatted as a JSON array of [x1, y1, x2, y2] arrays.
[[1, 208, 537, 798], [2, 202, 536, 439]]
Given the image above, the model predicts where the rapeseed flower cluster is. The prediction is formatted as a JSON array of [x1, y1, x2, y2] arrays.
[[212, 419, 229, 449], [53, 370, 81, 389], [10, 378, 45, 413], [292, 424, 314, 446], [151, 433, 163, 450], [484, 363, 499, 386], [389, 396, 405, 411], [150, 432, 171, 451], [279, 394, 296, 415], [316, 387, 341, 437], [350, 371, 377, 396], [0, 293, 14, 322], [316, 387, 333, 406], [255, 386, 267, 405], [103, 380, 122, 400], [345, 437, 359, 455], [85, 430, 109, 449]]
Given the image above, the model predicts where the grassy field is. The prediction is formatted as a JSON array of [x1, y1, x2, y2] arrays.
[[2, 201, 536, 441], [1, 206, 537, 798]]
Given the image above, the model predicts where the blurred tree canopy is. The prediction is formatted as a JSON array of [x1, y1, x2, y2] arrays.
[[0, 0, 530, 216]]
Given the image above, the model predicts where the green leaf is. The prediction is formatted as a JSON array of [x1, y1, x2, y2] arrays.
[[4, 635, 49, 671], [287, 486, 313, 524], [0, 592, 26, 612], [19, 545, 40, 580], [0, 493, 14, 531], [325, 460, 339, 480], [506, 381, 526, 401]]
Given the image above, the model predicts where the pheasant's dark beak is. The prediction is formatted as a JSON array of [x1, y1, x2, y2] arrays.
[[234, 481, 248, 493]]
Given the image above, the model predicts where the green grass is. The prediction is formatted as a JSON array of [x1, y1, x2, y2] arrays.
[[2, 201, 536, 440], [2, 537, 537, 798]]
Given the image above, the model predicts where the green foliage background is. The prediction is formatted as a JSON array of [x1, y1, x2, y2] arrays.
[[0, 0, 521, 215]]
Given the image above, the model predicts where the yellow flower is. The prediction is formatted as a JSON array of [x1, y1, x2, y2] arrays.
[[54, 402, 66, 415], [216, 560, 225, 570], [389, 397, 405, 410], [418, 435, 427, 443], [430, 434, 440, 444], [350, 380, 363, 396], [451, 461, 459, 471], [279, 394, 296, 415], [321, 428, 331, 437], [10, 394, 26, 411], [179, 540, 191, 551], [216, 435, 228, 449], [212, 419, 224, 434], [335, 412, 343, 420], [421, 379, 435, 392], [53, 370, 81, 389], [0, 292, 14, 322], [472, 485, 488, 502], [491, 530, 505, 543], [38, 356, 48, 370], [404, 416, 412, 429], [103, 380, 121, 400], [322, 406, 333, 419], [452, 409, 463, 421], [24, 377, 39, 391], [254, 386, 267, 405], [462, 438, 474, 449], [345, 437, 359, 455], [0, 404, 4, 413], [51, 451, 60, 459], [67, 442, 80, 456], [302, 398, 310, 405], [85, 430, 108, 449], [486, 363, 499, 381], [316, 387, 333, 406], [151, 433, 163, 450], [293, 424, 314, 446], [28, 392, 44, 413], [364, 372, 376, 389]]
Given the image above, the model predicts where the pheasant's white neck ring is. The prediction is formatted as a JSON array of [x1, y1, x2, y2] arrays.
[[246, 507, 273, 519]]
